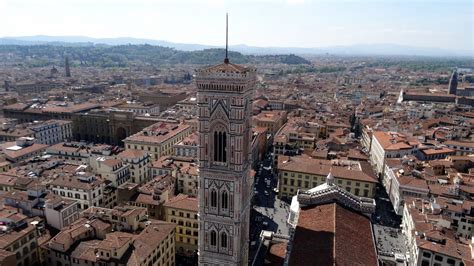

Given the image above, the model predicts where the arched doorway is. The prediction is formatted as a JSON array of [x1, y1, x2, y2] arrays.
[[116, 127, 127, 145]]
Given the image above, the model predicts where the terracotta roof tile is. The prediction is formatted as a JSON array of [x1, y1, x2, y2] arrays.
[[289, 203, 377, 265]]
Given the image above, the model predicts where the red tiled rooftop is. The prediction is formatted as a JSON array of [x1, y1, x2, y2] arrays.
[[289, 203, 377, 265]]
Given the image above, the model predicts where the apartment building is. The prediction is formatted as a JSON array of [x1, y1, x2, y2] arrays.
[[150, 156, 176, 177], [176, 161, 198, 197], [115, 102, 161, 115], [29, 120, 73, 145], [253, 110, 287, 135], [44, 195, 80, 230], [92, 158, 130, 187], [1, 138, 49, 166], [443, 140, 474, 155], [277, 155, 378, 199], [46, 142, 116, 164], [163, 194, 198, 256], [402, 198, 473, 266], [370, 131, 417, 176], [124, 122, 192, 160], [0, 208, 40, 266], [117, 149, 151, 184], [2, 186, 46, 217], [173, 132, 198, 158], [50, 172, 105, 210], [418, 146, 456, 161], [273, 120, 326, 162], [0, 161, 12, 173], [130, 174, 175, 220], [2, 185, 80, 229], [0, 174, 16, 192], [81, 205, 148, 232], [383, 160, 430, 215], [44, 216, 176, 266]]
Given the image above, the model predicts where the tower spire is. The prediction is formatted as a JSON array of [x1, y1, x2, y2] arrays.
[[224, 13, 229, 64]]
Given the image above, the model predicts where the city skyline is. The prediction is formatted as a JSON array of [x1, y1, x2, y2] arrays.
[[0, 2, 473, 265], [0, 0, 472, 54]]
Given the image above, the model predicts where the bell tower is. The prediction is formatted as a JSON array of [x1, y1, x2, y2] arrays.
[[197, 14, 256, 265]]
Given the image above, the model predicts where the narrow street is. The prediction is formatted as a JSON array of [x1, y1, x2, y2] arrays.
[[249, 153, 291, 261]]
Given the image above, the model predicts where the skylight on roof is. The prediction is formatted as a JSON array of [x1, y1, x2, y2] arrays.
[[6, 145, 23, 151]]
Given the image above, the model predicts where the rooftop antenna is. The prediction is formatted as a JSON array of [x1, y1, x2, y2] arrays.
[[224, 13, 229, 64]]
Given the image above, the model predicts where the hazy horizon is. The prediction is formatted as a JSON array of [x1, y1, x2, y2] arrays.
[[1, 0, 472, 53]]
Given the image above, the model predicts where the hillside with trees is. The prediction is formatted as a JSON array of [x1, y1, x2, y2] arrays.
[[0, 44, 311, 68]]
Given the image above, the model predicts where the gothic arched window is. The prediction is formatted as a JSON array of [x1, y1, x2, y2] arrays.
[[221, 232, 227, 248], [210, 189, 217, 208], [210, 230, 217, 246], [221, 190, 228, 210], [213, 130, 227, 163]]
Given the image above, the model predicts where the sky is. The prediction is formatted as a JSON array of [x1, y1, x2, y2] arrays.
[[0, 0, 472, 52]]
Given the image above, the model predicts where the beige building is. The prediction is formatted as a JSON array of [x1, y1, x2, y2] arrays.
[[444, 140, 474, 155], [273, 120, 327, 161], [253, 110, 287, 135], [44, 216, 176, 266], [44, 196, 80, 230], [1, 138, 49, 166], [0, 161, 12, 173], [174, 132, 198, 158], [130, 174, 175, 220], [81, 205, 148, 232], [176, 161, 198, 197], [402, 198, 473, 266], [383, 159, 430, 215], [117, 149, 151, 184], [277, 155, 378, 199], [124, 121, 192, 160], [370, 131, 417, 176], [115, 102, 160, 115], [92, 158, 130, 187], [0, 208, 40, 266], [29, 120, 73, 145], [164, 194, 199, 256], [46, 142, 115, 164], [50, 172, 106, 210], [0, 174, 17, 192], [149, 156, 197, 196]]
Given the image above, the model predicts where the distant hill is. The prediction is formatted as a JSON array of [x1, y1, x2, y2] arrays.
[[0, 35, 471, 57], [0, 44, 310, 68]]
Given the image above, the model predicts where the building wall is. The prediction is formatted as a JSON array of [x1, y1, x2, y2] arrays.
[[416, 248, 465, 266], [369, 136, 386, 175], [72, 111, 159, 146], [165, 207, 198, 256], [370, 135, 414, 176], [278, 169, 376, 199], [33, 121, 73, 145], [402, 202, 468, 266], [174, 144, 198, 158], [124, 126, 192, 160], [51, 184, 104, 210], [124, 155, 151, 184], [44, 202, 80, 230], [2, 228, 38, 266], [177, 172, 198, 197]]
